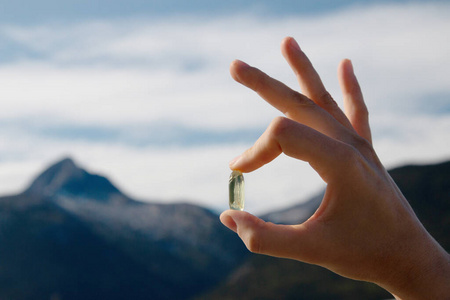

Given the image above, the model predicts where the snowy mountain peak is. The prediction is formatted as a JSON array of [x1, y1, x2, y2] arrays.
[[24, 157, 125, 202]]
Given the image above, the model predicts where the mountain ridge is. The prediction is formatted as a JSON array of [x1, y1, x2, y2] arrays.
[[0, 157, 248, 300], [0, 157, 448, 300], [23, 157, 129, 204]]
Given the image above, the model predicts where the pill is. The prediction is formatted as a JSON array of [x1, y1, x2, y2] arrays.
[[229, 170, 245, 211]]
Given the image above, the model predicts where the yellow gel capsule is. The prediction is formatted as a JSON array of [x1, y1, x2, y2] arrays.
[[229, 170, 245, 211]]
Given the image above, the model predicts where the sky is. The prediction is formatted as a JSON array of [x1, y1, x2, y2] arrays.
[[0, 0, 449, 215]]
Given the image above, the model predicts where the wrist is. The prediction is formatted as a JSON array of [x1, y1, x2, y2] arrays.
[[378, 227, 450, 300]]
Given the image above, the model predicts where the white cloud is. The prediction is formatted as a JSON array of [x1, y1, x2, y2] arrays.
[[0, 2, 449, 214]]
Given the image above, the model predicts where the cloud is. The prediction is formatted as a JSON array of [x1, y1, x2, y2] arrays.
[[0, 118, 263, 147], [0, 2, 449, 214]]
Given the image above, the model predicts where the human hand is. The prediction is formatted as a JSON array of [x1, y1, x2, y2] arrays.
[[220, 37, 450, 300]]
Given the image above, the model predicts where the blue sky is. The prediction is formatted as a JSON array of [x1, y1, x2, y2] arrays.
[[0, 0, 449, 214], [1, 0, 440, 24]]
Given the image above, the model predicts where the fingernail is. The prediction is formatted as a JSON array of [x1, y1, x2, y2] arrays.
[[346, 59, 354, 73], [289, 37, 301, 51], [229, 155, 241, 168], [230, 60, 250, 83], [236, 59, 249, 67], [232, 59, 249, 70]]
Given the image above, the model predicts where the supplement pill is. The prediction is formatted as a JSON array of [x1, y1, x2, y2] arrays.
[[229, 170, 245, 211]]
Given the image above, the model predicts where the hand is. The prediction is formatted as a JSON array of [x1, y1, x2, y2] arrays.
[[220, 37, 450, 300]]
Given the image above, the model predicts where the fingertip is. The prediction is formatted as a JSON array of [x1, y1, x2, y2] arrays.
[[340, 58, 354, 74], [230, 59, 249, 69], [289, 37, 301, 51], [230, 59, 250, 83], [229, 60, 240, 82], [341, 58, 351, 64], [220, 210, 237, 233], [220, 210, 260, 233], [220, 211, 268, 253], [229, 155, 242, 170], [281, 36, 291, 48], [222, 210, 309, 258], [281, 37, 301, 58], [338, 58, 358, 94]]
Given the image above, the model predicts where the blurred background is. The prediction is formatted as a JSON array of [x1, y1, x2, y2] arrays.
[[0, 0, 449, 214], [0, 1, 449, 299]]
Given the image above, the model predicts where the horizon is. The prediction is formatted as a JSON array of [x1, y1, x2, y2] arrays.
[[0, 0, 449, 214], [5, 155, 449, 216]]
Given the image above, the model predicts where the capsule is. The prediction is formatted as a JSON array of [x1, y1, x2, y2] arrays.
[[229, 170, 245, 211]]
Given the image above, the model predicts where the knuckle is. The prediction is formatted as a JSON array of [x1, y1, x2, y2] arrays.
[[245, 231, 262, 254], [245, 117, 290, 166], [351, 134, 377, 159], [318, 91, 338, 108], [267, 117, 293, 142], [336, 141, 362, 167], [339, 135, 379, 171], [269, 116, 291, 133], [241, 218, 266, 254], [355, 137, 380, 167], [250, 72, 268, 93], [353, 135, 372, 151], [285, 92, 316, 118], [291, 91, 315, 107]]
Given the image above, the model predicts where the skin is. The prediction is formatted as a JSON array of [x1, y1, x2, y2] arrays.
[[220, 37, 450, 300]]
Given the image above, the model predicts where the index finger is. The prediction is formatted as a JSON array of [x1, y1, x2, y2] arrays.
[[230, 116, 354, 183], [230, 60, 352, 143]]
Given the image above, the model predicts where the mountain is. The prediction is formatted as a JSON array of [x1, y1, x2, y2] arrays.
[[197, 160, 450, 300], [23, 158, 124, 201], [261, 191, 324, 225], [389, 160, 450, 251], [1, 158, 448, 300], [0, 158, 248, 300]]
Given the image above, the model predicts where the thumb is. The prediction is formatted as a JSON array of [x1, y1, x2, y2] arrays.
[[220, 210, 317, 261]]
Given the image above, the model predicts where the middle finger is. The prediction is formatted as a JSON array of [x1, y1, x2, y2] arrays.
[[230, 59, 352, 142], [281, 37, 354, 130]]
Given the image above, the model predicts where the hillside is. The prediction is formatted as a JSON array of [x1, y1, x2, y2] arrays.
[[0, 158, 448, 300], [0, 158, 248, 300]]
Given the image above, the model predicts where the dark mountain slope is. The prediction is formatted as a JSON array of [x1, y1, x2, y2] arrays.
[[0, 196, 171, 300], [1, 158, 447, 300], [389, 160, 450, 250], [0, 158, 247, 300]]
